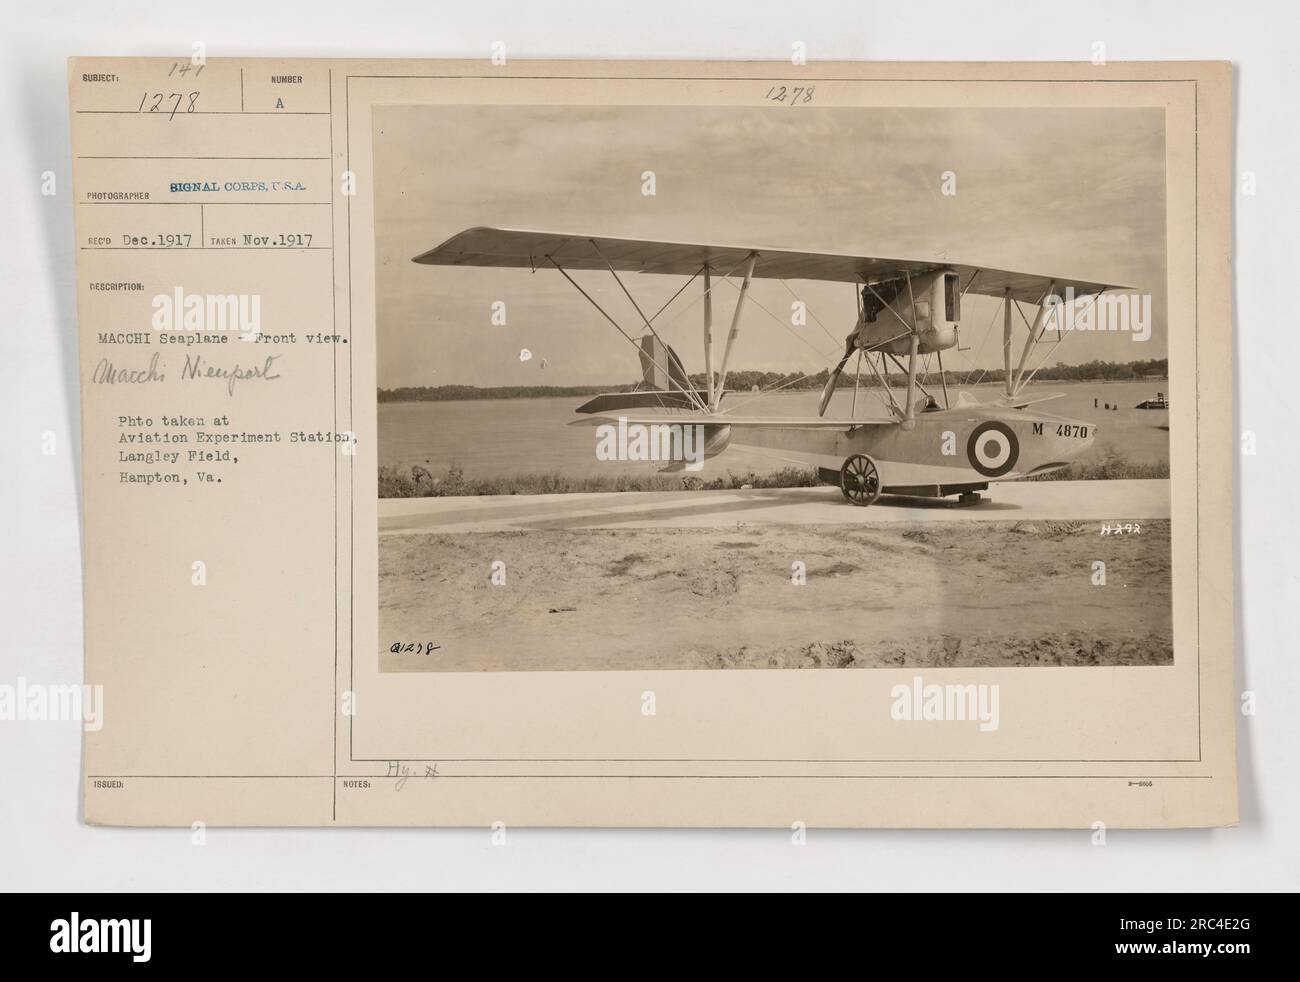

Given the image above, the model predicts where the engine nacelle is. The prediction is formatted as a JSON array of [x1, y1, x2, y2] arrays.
[[854, 268, 962, 355]]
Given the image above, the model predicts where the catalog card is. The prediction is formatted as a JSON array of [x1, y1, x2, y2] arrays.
[[69, 57, 1236, 827]]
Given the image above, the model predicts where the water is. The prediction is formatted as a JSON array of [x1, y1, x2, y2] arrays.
[[378, 380, 1170, 482]]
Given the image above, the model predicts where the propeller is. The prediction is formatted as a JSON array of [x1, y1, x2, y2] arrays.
[[818, 331, 858, 416]]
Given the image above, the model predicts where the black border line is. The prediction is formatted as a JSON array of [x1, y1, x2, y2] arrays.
[[346, 72, 1203, 774], [330, 67, 338, 820], [89, 773, 1213, 780]]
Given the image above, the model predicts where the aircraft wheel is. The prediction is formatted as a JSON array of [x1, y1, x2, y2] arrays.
[[840, 453, 882, 507]]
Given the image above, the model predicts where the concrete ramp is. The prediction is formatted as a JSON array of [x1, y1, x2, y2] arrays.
[[379, 479, 1170, 535]]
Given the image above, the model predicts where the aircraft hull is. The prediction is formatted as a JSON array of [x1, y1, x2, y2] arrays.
[[724, 405, 1095, 491]]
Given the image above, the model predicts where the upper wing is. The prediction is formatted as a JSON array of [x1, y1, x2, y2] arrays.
[[413, 226, 1131, 304]]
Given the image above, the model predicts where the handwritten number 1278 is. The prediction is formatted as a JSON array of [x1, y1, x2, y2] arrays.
[[137, 92, 200, 119], [765, 86, 815, 106]]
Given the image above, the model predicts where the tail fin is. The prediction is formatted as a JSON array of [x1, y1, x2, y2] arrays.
[[638, 335, 691, 393]]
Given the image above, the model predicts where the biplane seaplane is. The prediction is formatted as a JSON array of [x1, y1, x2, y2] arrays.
[[415, 227, 1125, 506]]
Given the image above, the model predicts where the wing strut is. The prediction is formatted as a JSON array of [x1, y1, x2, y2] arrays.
[[903, 271, 921, 420], [545, 255, 708, 412], [850, 349, 862, 415], [713, 252, 758, 407], [1002, 287, 1014, 396], [1017, 288, 1106, 394], [885, 352, 936, 408], [588, 239, 702, 411], [817, 277, 916, 419], [1010, 281, 1057, 396], [702, 265, 715, 408]]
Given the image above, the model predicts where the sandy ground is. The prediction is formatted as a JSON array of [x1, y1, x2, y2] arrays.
[[379, 518, 1172, 671]]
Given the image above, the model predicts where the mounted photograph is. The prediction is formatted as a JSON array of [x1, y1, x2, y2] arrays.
[[373, 103, 1171, 673]]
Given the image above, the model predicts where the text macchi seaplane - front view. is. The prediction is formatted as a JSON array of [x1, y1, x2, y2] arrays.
[[414, 227, 1128, 506]]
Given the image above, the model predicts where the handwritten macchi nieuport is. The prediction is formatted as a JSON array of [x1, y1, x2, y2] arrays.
[[415, 227, 1130, 505]]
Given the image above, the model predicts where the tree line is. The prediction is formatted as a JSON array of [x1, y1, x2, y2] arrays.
[[379, 358, 1167, 402]]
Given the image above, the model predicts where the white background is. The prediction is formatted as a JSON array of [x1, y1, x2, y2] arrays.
[[1, 0, 1295, 891]]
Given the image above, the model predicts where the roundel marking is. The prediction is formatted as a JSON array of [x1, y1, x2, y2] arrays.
[[966, 421, 1019, 477]]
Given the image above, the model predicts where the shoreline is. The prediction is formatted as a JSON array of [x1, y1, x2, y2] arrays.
[[379, 375, 1172, 406], [379, 457, 1170, 499]]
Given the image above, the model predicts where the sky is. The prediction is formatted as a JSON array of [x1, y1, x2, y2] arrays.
[[374, 104, 1166, 390]]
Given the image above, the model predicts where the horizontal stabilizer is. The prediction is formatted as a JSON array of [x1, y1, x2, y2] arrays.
[[575, 390, 714, 414], [950, 390, 1067, 410], [568, 414, 894, 430], [998, 392, 1068, 409]]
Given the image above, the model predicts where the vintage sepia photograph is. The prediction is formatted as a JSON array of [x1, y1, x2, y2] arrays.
[[20, 0, 1265, 899], [374, 103, 1171, 673], [42, 27, 1252, 876]]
